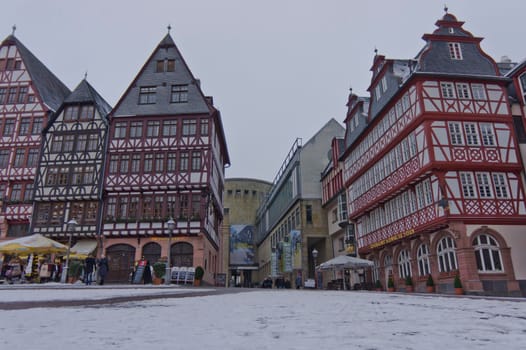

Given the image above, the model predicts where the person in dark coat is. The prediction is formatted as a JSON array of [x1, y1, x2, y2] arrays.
[[143, 260, 152, 284], [97, 255, 109, 285], [84, 254, 96, 285]]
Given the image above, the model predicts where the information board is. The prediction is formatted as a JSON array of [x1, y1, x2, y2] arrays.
[[132, 260, 147, 284]]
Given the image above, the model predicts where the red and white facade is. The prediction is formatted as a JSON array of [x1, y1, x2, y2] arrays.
[[342, 13, 526, 296], [102, 32, 230, 283], [0, 33, 70, 240]]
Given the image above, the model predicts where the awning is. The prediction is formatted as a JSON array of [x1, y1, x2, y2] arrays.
[[70, 240, 97, 259]]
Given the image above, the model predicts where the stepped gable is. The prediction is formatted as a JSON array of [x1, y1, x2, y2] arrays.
[[2, 34, 70, 111], [415, 12, 499, 76], [112, 33, 212, 117]]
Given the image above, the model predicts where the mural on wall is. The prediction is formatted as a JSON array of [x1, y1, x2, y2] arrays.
[[229, 225, 255, 265]]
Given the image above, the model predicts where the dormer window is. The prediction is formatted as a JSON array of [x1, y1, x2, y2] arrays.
[[448, 42, 463, 60], [156, 59, 175, 72]]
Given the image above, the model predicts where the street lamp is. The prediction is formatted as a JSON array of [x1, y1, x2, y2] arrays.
[[312, 248, 318, 289], [60, 218, 78, 283], [165, 217, 175, 285]]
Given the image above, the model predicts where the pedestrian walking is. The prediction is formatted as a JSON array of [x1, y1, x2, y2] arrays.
[[84, 254, 96, 285], [97, 254, 109, 285]]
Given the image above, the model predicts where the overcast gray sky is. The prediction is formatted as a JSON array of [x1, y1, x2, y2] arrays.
[[3, 0, 525, 182]]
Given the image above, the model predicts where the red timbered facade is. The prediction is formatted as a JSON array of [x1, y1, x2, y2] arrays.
[[31, 79, 111, 249], [342, 12, 526, 296], [103, 31, 230, 283], [0, 32, 70, 240]]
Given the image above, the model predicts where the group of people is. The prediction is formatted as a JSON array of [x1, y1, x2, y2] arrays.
[[82, 254, 109, 285]]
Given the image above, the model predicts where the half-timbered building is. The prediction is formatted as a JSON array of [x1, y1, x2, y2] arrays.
[[31, 79, 111, 254], [343, 12, 526, 296], [103, 31, 230, 284], [0, 31, 70, 240]]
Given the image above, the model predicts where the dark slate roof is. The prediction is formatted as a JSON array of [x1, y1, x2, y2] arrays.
[[415, 12, 498, 76], [65, 79, 112, 117], [112, 33, 211, 117], [2, 35, 70, 111]]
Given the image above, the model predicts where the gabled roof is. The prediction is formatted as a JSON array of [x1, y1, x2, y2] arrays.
[[64, 79, 112, 117], [112, 33, 212, 117], [1, 35, 70, 111]]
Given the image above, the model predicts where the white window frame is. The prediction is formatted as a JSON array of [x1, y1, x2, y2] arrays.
[[417, 244, 431, 276], [460, 172, 475, 198], [473, 234, 503, 272], [448, 42, 463, 60], [492, 173, 508, 199], [471, 84, 486, 100], [464, 123, 479, 146], [456, 83, 471, 99], [480, 124, 495, 146], [440, 82, 455, 98], [476, 173, 493, 198], [448, 122, 464, 145], [398, 249, 412, 279], [437, 236, 458, 272]]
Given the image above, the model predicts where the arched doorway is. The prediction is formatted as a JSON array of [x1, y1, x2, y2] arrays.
[[106, 244, 136, 283], [142, 242, 161, 264], [172, 242, 193, 267]]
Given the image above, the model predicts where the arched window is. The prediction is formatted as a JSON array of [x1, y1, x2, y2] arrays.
[[142, 242, 161, 265], [437, 236, 458, 272], [172, 242, 194, 267], [398, 249, 412, 278], [472, 234, 503, 272], [417, 244, 430, 276]]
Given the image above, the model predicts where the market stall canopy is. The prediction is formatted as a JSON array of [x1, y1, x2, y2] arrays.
[[69, 240, 97, 259], [0, 234, 68, 254], [317, 255, 374, 271]]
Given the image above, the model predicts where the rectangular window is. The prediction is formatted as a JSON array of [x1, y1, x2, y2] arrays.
[[154, 196, 163, 219], [72, 166, 83, 185], [306, 205, 313, 224], [85, 202, 98, 223], [375, 85, 381, 101], [10, 184, 22, 201], [476, 173, 492, 198], [83, 166, 94, 184], [156, 60, 164, 72], [480, 124, 495, 146], [440, 82, 455, 98], [200, 119, 209, 136], [50, 203, 65, 226], [471, 84, 486, 100], [147, 121, 160, 138], [57, 168, 68, 185], [120, 155, 130, 173], [64, 106, 79, 121], [79, 105, 94, 120], [117, 197, 128, 220], [70, 202, 85, 223], [46, 167, 59, 186], [170, 84, 188, 103], [448, 42, 463, 60], [17, 86, 28, 104], [464, 123, 479, 146], [3, 119, 15, 136], [162, 120, 177, 137], [139, 86, 156, 104], [14, 149, 25, 167], [63, 135, 75, 152], [456, 83, 470, 99], [27, 148, 39, 167], [51, 135, 63, 153], [182, 119, 197, 136], [114, 122, 127, 139], [36, 203, 51, 224], [155, 153, 164, 172], [19, 118, 30, 136], [144, 154, 153, 172], [191, 194, 201, 218], [130, 121, 143, 138], [31, 118, 42, 135], [106, 197, 117, 220], [180, 152, 188, 171], [129, 196, 139, 219], [142, 196, 153, 218], [167, 153, 177, 171], [131, 154, 141, 173], [0, 149, 9, 168], [75, 134, 87, 152], [460, 172, 475, 198], [0, 88, 6, 104], [23, 183, 33, 202], [7, 87, 17, 104], [492, 173, 508, 198], [109, 155, 118, 173], [448, 122, 463, 145], [166, 59, 175, 72], [191, 151, 201, 171], [87, 134, 98, 151]]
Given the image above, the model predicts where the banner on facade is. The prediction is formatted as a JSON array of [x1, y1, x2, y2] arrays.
[[229, 225, 255, 266], [283, 241, 292, 272], [290, 230, 302, 269], [270, 250, 278, 277]]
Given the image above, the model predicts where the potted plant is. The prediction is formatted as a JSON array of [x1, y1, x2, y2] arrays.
[[454, 273, 463, 295], [374, 279, 382, 291], [387, 276, 395, 292], [405, 275, 414, 292], [426, 274, 435, 293], [153, 262, 166, 285], [68, 260, 82, 283], [194, 266, 204, 286]]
